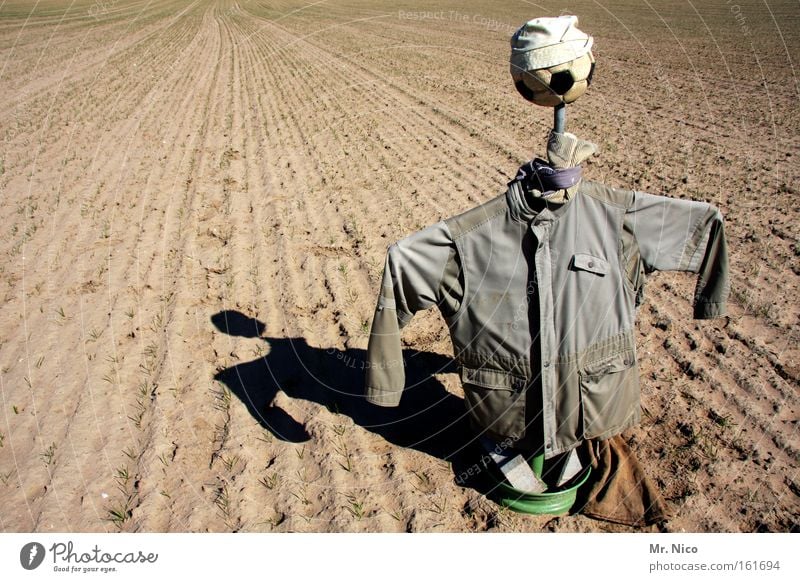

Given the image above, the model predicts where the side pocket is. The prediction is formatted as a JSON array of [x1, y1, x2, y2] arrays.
[[578, 351, 640, 439], [461, 366, 527, 439]]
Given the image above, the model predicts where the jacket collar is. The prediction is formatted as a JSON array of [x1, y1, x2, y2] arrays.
[[506, 180, 571, 224]]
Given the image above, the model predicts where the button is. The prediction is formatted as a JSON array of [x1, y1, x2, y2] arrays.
[[588, 261, 595, 268], [543, 361, 551, 368]]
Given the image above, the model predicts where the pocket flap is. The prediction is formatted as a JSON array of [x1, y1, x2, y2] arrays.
[[582, 351, 635, 377], [461, 366, 526, 391], [572, 253, 609, 276]]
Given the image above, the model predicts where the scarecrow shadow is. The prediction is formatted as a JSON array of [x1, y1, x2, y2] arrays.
[[211, 310, 489, 489]]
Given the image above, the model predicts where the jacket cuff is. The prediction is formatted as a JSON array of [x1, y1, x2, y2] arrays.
[[693, 301, 727, 319], [365, 387, 403, 407]]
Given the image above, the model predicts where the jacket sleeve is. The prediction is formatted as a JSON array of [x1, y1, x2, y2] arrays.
[[625, 191, 729, 319], [365, 222, 459, 406]]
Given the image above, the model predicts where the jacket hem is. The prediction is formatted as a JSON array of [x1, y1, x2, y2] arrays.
[[693, 301, 727, 319]]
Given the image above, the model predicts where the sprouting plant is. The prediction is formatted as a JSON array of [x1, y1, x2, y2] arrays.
[[411, 470, 434, 493], [255, 431, 273, 444], [107, 503, 131, 528], [115, 466, 130, 482], [40, 442, 56, 465], [214, 483, 232, 517], [259, 473, 279, 490], [699, 432, 720, 461], [709, 410, 735, 429], [333, 437, 352, 472], [428, 493, 448, 514], [222, 455, 241, 472], [385, 507, 403, 521], [290, 483, 311, 506], [344, 494, 365, 520], [0, 470, 12, 485], [211, 384, 232, 412]]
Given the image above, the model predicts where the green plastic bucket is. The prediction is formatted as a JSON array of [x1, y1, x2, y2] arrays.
[[490, 453, 592, 515]]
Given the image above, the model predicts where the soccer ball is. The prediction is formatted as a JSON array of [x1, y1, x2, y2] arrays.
[[511, 51, 595, 107]]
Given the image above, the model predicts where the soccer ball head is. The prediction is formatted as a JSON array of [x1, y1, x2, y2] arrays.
[[512, 51, 595, 107]]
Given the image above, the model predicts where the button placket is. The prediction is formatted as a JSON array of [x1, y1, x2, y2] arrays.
[[532, 223, 558, 455]]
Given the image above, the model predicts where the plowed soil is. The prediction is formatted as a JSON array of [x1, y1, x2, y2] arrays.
[[1, 0, 798, 532]]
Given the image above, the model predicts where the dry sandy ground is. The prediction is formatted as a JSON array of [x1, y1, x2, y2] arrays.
[[0, 0, 798, 533]]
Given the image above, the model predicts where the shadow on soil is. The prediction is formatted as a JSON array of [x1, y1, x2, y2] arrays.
[[211, 309, 491, 493]]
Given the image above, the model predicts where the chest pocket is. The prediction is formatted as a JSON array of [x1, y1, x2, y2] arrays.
[[460, 366, 527, 440], [571, 253, 609, 276]]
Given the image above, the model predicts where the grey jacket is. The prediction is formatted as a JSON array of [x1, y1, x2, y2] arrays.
[[365, 145, 729, 458]]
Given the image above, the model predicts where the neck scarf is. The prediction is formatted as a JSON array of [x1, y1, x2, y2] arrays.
[[515, 158, 582, 198]]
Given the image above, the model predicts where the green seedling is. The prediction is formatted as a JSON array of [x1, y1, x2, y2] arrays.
[[259, 473, 279, 490], [386, 508, 403, 521], [222, 455, 241, 472], [334, 437, 352, 472], [255, 431, 273, 445], [107, 504, 132, 528], [428, 493, 448, 514], [344, 494, 365, 520], [709, 410, 735, 429], [40, 442, 56, 465], [214, 483, 232, 517], [290, 483, 311, 506]]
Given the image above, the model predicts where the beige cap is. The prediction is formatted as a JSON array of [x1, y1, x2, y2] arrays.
[[510, 15, 593, 72]]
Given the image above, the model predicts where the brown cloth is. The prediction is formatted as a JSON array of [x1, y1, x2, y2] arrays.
[[572, 435, 671, 527]]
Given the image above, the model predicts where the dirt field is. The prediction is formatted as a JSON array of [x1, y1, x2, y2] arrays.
[[0, 0, 798, 533]]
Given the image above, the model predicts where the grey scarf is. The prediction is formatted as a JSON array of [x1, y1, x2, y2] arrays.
[[514, 158, 583, 198]]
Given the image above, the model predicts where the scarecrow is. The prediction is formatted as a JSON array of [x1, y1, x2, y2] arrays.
[[365, 16, 729, 525]]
